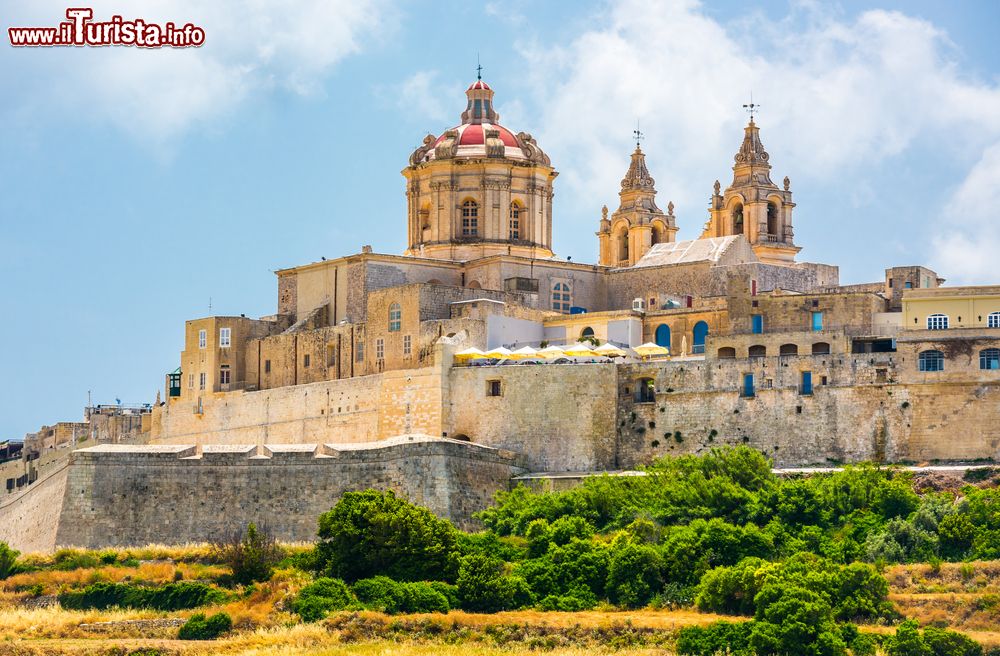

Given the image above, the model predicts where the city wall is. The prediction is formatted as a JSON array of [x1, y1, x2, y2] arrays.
[[55, 438, 528, 548]]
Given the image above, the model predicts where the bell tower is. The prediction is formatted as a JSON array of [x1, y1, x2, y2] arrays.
[[702, 112, 800, 265], [597, 142, 677, 267]]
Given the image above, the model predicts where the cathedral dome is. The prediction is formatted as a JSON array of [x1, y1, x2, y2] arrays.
[[408, 78, 549, 165]]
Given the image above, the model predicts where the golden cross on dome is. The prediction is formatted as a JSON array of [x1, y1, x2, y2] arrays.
[[743, 92, 760, 121]]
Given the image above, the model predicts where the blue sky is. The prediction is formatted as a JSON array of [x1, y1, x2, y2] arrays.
[[1, 0, 999, 439]]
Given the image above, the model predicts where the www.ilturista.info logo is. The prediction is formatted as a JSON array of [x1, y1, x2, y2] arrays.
[[8, 8, 205, 48]]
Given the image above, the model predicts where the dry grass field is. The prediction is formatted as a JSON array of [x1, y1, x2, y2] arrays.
[[1, 546, 999, 655]]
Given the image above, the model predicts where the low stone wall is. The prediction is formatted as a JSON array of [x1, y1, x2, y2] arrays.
[[55, 437, 527, 548]]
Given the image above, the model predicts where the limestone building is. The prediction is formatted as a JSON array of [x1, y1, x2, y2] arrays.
[[26, 74, 1000, 549]]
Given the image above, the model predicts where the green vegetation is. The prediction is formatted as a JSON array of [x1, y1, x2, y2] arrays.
[[213, 522, 284, 586], [177, 611, 233, 640], [57, 581, 226, 611], [0, 543, 19, 580]]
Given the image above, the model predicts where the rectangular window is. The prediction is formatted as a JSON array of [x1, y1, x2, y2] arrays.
[[303, 354, 310, 368], [751, 315, 764, 334], [800, 371, 813, 395], [220, 366, 231, 386], [811, 311, 823, 331], [188, 373, 194, 389], [888, 278, 894, 288], [199, 372, 206, 390], [264, 360, 271, 374], [487, 380, 502, 397], [356, 340, 364, 362], [904, 281, 912, 289], [751, 280, 757, 296], [198, 329, 206, 349], [376, 338, 384, 360], [327, 345, 337, 366], [742, 373, 755, 398], [219, 327, 231, 348], [403, 335, 412, 356]]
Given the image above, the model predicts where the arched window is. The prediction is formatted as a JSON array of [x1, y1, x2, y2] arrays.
[[718, 347, 736, 359], [989, 312, 1000, 329], [388, 303, 401, 332], [927, 314, 949, 330], [812, 342, 831, 355], [918, 350, 944, 372], [552, 282, 571, 313], [581, 326, 595, 339], [981, 348, 1000, 370], [461, 199, 478, 236], [509, 202, 521, 240], [636, 378, 655, 403], [732, 204, 744, 236], [651, 224, 662, 246], [779, 343, 798, 356], [692, 321, 708, 354], [467, 280, 482, 289], [767, 202, 778, 238], [655, 324, 671, 349], [618, 229, 629, 262], [749, 345, 766, 358]]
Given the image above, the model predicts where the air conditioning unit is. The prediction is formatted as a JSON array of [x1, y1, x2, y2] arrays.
[[632, 298, 645, 312]]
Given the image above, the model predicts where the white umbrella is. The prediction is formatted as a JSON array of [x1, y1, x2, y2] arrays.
[[511, 346, 539, 359], [454, 347, 485, 359], [537, 345, 566, 358], [482, 346, 513, 359], [563, 342, 596, 357], [594, 343, 627, 357]]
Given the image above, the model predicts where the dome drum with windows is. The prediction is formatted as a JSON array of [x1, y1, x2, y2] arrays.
[[403, 77, 558, 262]]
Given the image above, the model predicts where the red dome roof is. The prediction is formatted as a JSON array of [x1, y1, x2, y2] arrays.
[[467, 80, 492, 91]]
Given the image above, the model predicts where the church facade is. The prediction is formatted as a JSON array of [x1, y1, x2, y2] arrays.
[[149, 77, 1000, 473]]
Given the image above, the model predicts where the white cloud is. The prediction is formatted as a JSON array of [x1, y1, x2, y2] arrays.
[[516, 0, 1000, 273], [932, 142, 1000, 283], [397, 71, 452, 125], [1, 0, 395, 143]]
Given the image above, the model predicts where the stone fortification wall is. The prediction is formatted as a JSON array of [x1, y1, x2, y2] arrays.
[[0, 462, 68, 553], [56, 437, 527, 548]]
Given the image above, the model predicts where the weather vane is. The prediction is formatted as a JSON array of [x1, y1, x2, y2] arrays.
[[743, 92, 760, 121], [633, 120, 643, 148]]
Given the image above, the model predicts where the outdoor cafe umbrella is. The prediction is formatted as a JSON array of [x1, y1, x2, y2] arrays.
[[633, 342, 670, 358], [536, 345, 566, 359], [563, 342, 597, 357], [594, 342, 627, 357], [453, 346, 485, 361], [511, 346, 539, 359], [482, 346, 513, 359]]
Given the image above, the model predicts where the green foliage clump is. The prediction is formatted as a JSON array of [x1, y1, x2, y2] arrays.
[[290, 577, 356, 622], [52, 549, 102, 571], [57, 581, 225, 611], [885, 620, 982, 656], [676, 621, 754, 655], [213, 522, 283, 586], [315, 490, 458, 583], [456, 553, 532, 612], [177, 612, 232, 640], [351, 576, 449, 614], [0, 542, 20, 580]]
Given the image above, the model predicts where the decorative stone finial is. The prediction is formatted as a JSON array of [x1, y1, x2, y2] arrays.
[[783, 176, 790, 191], [734, 119, 770, 166], [601, 205, 608, 220], [667, 201, 674, 217], [713, 180, 721, 196]]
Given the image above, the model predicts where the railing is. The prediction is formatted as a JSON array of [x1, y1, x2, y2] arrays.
[[727, 323, 873, 337], [691, 344, 705, 354]]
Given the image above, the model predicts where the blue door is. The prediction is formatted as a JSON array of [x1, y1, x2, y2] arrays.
[[811, 311, 823, 331], [751, 315, 764, 334], [743, 373, 755, 397], [655, 324, 671, 349], [693, 321, 708, 354], [801, 371, 813, 395]]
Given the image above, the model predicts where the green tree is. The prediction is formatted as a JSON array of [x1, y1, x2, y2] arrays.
[[456, 553, 532, 612], [0, 542, 19, 580], [605, 539, 663, 608], [315, 490, 458, 582], [887, 620, 932, 656], [213, 522, 283, 586]]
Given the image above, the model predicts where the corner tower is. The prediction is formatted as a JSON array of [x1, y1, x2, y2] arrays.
[[597, 145, 677, 267], [702, 117, 800, 265], [402, 78, 557, 261]]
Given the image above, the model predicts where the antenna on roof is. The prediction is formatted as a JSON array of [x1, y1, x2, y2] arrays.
[[743, 91, 760, 122]]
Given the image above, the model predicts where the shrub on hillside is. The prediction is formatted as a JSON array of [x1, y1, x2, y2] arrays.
[[58, 581, 225, 611], [177, 612, 232, 640], [676, 621, 754, 656], [213, 522, 283, 586], [290, 577, 356, 622], [605, 539, 663, 608], [456, 553, 532, 612], [351, 576, 449, 614], [0, 542, 20, 580], [315, 490, 458, 582]]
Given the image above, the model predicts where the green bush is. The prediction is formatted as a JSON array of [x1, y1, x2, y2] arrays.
[[177, 612, 232, 640], [923, 626, 983, 656], [676, 621, 754, 656], [290, 577, 355, 622], [605, 540, 663, 608], [58, 581, 225, 611], [315, 490, 459, 583], [213, 522, 283, 586], [0, 542, 20, 580], [456, 553, 532, 612], [52, 549, 101, 571], [350, 576, 449, 614]]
